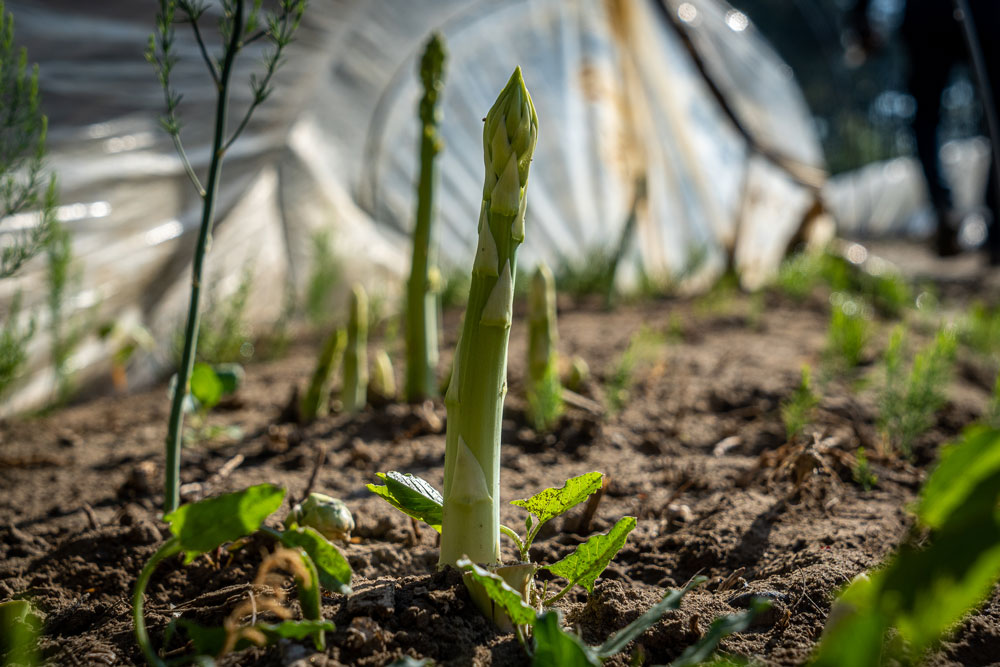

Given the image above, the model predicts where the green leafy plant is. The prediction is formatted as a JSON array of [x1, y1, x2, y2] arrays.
[[959, 302, 1000, 359], [176, 362, 244, 444], [405, 33, 446, 402], [175, 266, 256, 367], [605, 327, 664, 415], [304, 228, 341, 327], [341, 283, 368, 413], [781, 365, 819, 441], [825, 294, 870, 372], [45, 217, 89, 404], [133, 484, 350, 666], [526, 263, 563, 431], [150, 0, 306, 512], [0, 0, 56, 281], [0, 293, 32, 399], [852, 446, 877, 491], [812, 426, 1000, 665], [300, 328, 346, 423], [878, 326, 957, 458]]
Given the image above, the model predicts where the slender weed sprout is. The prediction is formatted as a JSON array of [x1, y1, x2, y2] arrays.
[[341, 283, 368, 413], [150, 0, 306, 511]]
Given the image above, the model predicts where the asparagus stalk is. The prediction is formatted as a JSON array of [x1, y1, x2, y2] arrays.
[[405, 33, 447, 402], [526, 262, 563, 431], [439, 68, 538, 568], [300, 328, 347, 423], [341, 284, 368, 413], [372, 348, 397, 399]]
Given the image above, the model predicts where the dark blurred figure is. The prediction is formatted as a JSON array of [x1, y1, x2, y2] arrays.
[[851, 0, 1000, 262]]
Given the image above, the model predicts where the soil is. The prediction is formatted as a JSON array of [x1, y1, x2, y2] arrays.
[[2, 245, 1000, 666]]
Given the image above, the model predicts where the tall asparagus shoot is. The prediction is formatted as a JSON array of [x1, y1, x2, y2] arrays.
[[300, 328, 346, 423], [341, 283, 368, 413], [150, 0, 306, 512], [526, 263, 563, 431], [405, 33, 447, 402], [439, 68, 537, 568]]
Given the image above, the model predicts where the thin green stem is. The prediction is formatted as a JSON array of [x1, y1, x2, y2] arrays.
[[133, 537, 182, 667], [170, 133, 205, 197], [183, 12, 220, 87], [499, 524, 525, 558], [163, 0, 244, 513], [542, 581, 573, 607]]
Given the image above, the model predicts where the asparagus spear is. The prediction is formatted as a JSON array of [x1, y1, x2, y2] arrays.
[[405, 33, 447, 402], [439, 68, 538, 568], [341, 284, 368, 413], [526, 262, 563, 431]]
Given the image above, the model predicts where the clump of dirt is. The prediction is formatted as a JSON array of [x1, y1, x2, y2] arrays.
[[1, 277, 998, 665]]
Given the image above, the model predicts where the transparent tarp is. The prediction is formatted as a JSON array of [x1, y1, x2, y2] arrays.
[[1, 0, 825, 413]]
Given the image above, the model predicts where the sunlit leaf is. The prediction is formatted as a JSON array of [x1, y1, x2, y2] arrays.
[[457, 558, 537, 627], [278, 526, 352, 594], [511, 472, 602, 526], [916, 426, 1000, 529], [165, 484, 285, 562], [543, 516, 636, 595], [532, 610, 600, 667], [367, 471, 443, 532], [190, 363, 223, 410]]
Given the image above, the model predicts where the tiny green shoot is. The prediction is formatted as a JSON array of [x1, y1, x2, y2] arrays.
[[852, 446, 878, 491], [824, 294, 870, 373], [605, 327, 664, 415], [341, 283, 369, 413], [780, 365, 819, 441], [300, 328, 346, 423]]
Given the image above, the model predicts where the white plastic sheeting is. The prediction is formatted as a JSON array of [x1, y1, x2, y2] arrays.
[[0, 0, 825, 413]]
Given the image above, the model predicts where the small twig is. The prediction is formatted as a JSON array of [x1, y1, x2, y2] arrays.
[[183, 12, 220, 87], [81, 503, 99, 530], [298, 445, 327, 505], [717, 566, 746, 593], [179, 453, 244, 500], [561, 388, 604, 415], [572, 476, 607, 535]]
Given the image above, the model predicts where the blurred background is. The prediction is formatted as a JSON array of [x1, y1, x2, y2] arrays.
[[0, 0, 995, 414]]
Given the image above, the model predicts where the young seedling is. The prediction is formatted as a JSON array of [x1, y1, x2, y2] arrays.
[[526, 263, 563, 431], [825, 294, 870, 373], [341, 283, 369, 413], [565, 355, 590, 393], [133, 484, 351, 666], [305, 229, 341, 327], [405, 33, 447, 402], [182, 362, 244, 444], [852, 446, 877, 491], [780, 365, 819, 442], [150, 0, 306, 512], [300, 328, 346, 423], [605, 327, 664, 415], [0, 294, 33, 398], [878, 326, 957, 458]]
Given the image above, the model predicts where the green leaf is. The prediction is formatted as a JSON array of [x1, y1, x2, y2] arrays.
[[532, 610, 600, 667], [165, 484, 286, 563], [668, 598, 769, 666], [916, 426, 1000, 529], [543, 516, 636, 595], [278, 526, 353, 594], [213, 363, 245, 396], [255, 619, 335, 645], [457, 558, 538, 627], [190, 362, 224, 410], [175, 618, 335, 657], [366, 471, 443, 532], [511, 472, 602, 525], [598, 576, 706, 658]]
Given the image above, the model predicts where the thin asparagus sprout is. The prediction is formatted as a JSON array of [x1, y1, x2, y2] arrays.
[[341, 284, 368, 413], [405, 33, 447, 402], [526, 263, 563, 431], [439, 68, 537, 568]]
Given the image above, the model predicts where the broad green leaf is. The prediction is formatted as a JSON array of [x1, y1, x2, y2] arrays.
[[213, 363, 245, 396], [190, 363, 224, 410], [457, 558, 538, 627], [511, 472, 602, 525], [367, 471, 443, 532], [278, 526, 353, 594], [598, 576, 706, 658], [916, 426, 1000, 529], [543, 516, 636, 594], [532, 610, 600, 667], [0, 599, 40, 666], [668, 598, 769, 666], [165, 484, 285, 563]]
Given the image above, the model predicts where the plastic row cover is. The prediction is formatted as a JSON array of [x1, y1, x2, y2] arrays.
[[1, 0, 824, 413]]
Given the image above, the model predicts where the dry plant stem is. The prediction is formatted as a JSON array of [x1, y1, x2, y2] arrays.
[[405, 33, 446, 402], [439, 68, 537, 568], [163, 0, 244, 513]]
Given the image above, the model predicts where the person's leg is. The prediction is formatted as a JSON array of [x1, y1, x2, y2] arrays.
[[968, 0, 1000, 262]]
